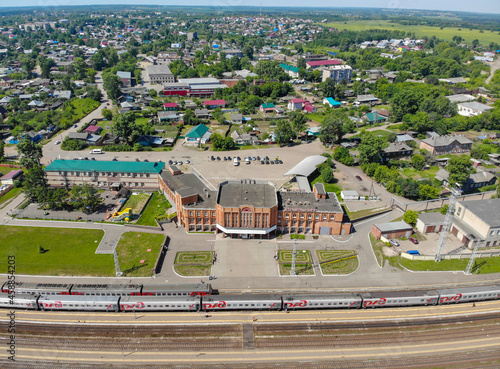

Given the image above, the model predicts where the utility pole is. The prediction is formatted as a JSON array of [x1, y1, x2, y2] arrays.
[[435, 184, 461, 262], [290, 239, 297, 276]]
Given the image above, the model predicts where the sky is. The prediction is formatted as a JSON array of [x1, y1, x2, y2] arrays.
[[0, 0, 498, 14]]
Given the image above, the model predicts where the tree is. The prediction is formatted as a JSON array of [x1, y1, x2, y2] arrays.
[[418, 184, 440, 200], [403, 210, 418, 226], [446, 155, 474, 186], [85, 86, 102, 102], [274, 120, 294, 146], [23, 163, 48, 203], [358, 132, 388, 165], [0, 142, 4, 162], [320, 111, 352, 146], [103, 73, 122, 101], [101, 108, 113, 121], [321, 165, 334, 183], [17, 138, 43, 169], [71, 184, 102, 213], [411, 154, 425, 171], [112, 112, 137, 144], [182, 109, 198, 126], [391, 89, 423, 122], [289, 111, 307, 140]]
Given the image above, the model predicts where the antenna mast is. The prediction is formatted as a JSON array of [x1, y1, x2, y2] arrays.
[[465, 238, 481, 275], [435, 185, 461, 262], [290, 239, 297, 276]]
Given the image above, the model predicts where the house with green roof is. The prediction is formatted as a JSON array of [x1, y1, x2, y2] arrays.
[[364, 112, 387, 124], [260, 102, 276, 113], [45, 159, 165, 190], [280, 63, 300, 78], [184, 124, 212, 146], [323, 97, 341, 108]]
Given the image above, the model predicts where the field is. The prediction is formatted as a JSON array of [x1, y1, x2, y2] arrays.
[[321, 20, 500, 45], [278, 249, 312, 263], [0, 226, 112, 276], [122, 193, 151, 215], [400, 166, 440, 181], [278, 250, 314, 275], [174, 251, 213, 276], [116, 232, 165, 277], [136, 192, 172, 226], [317, 250, 359, 275], [400, 257, 500, 274]]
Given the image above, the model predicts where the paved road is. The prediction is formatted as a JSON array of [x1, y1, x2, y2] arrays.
[[485, 58, 500, 85]]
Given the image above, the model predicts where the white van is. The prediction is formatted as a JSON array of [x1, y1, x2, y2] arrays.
[[233, 157, 239, 166], [90, 149, 103, 154]]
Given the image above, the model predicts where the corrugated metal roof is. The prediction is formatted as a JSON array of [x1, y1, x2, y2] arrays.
[[374, 221, 413, 233], [45, 160, 164, 174], [284, 155, 327, 177]]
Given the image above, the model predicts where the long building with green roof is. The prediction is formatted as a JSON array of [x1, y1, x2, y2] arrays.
[[45, 159, 165, 190]]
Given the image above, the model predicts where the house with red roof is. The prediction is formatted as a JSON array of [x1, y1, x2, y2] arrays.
[[306, 59, 342, 70], [0, 169, 23, 185], [287, 98, 307, 111], [84, 125, 102, 134], [203, 99, 226, 109], [163, 102, 178, 111], [303, 103, 317, 113]]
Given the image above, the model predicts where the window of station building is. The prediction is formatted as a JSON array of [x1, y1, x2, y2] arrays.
[[300, 214, 304, 219], [315, 215, 320, 220], [308, 214, 312, 219], [285, 213, 289, 218], [205, 212, 208, 217], [293, 214, 297, 218], [197, 211, 201, 216], [190, 211, 194, 216], [135, 183, 138, 187], [323, 215, 327, 220]]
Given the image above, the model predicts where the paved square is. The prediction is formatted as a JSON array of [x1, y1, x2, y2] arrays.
[[212, 239, 278, 278]]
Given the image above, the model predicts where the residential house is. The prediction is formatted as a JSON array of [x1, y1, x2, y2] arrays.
[[28, 100, 45, 108], [303, 103, 317, 113], [446, 94, 475, 104], [84, 125, 102, 135], [439, 77, 467, 85], [321, 65, 352, 83], [184, 124, 211, 146], [306, 59, 342, 70], [117, 71, 132, 88], [260, 103, 276, 113], [163, 102, 178, 111], [135, 135, 164, 147], [364, 112, 387, 124], [306, 127, 321, 137], [323, 97, 341, 108], [0, 169, 23, 185], [203, 99, 226, 109], [435, 168, 497, 192], [194, 109, 210, 119], [230, 131, 259, 145], [280, 63, 299, 78], [146, 64, 175, 84], [451, 198, 500, 248], [287, 98, 307, 111], [420, 135, 472, 155], [355, 94, 379, 106], [231, 113, 243, 124], [158, 111, 179, 123], [457, 101, 493, 117], [416, 212, 445, 234], [381, 142, 413, 162]]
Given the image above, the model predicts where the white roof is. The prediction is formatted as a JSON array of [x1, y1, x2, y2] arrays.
[[284, 155, 327, 177]]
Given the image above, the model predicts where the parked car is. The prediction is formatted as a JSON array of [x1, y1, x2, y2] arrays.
[[54, 140, 61, 145], [186, 159, 190, 164], [355, 175, 362, 181], [409, 237, 419, 245], [389, 239, 400, 247]]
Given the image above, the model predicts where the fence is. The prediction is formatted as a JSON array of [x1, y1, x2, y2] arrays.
[[153, 236, 170, 275], [401, 251, 500, 261], [391, 190, 495, 213]]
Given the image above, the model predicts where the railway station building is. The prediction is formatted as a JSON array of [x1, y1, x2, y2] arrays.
[[159, 166, 351, 238]]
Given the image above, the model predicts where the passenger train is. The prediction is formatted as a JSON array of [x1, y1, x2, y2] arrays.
[[1, 282, 500, 312]]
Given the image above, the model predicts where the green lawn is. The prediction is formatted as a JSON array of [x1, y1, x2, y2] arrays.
[[279, 263, 314, 276], [116, 232, 165, 277], [400, 257, 500, 274], [278, 250, 312, 263], [175, 251, 214, 264], [174, 265, 212, 276], [71, 98, 100, 119], [321, 20, 500, 45], [136, 192, 172, 226], [122, 193, 151, 215], [0, 226, 112, 276], [316, 250, 356, 262], [307, 113, 326, 124], [0, 187, 23, 209], [310, 172, 343, 197], [0, 167, 18, 176], [320, 257, 359, 275], [400, 166, 440, 181]]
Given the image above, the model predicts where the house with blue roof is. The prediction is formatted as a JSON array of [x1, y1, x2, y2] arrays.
[[323, 97, 341, 108]]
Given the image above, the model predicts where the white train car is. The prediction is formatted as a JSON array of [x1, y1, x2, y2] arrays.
[[38, 295, 119, 311], [202, 294, 281, 311], [0, 293, 38, 310], [70, 283, 142, 296], [6, 282, 72, 295], [360, 290, 440, 308], [119, 295, 201, 311], [283, 294, 362, 309], [437, 285, 500, 305]]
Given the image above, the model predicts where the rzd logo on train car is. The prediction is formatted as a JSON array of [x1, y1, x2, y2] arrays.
[[364, 298, 387, 307], [41, 301, 63, 308], [202, 301, 226, 309], [120, 302, 145, 310], [285, 300, 308, 308], [440, 294, 462, 304]]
